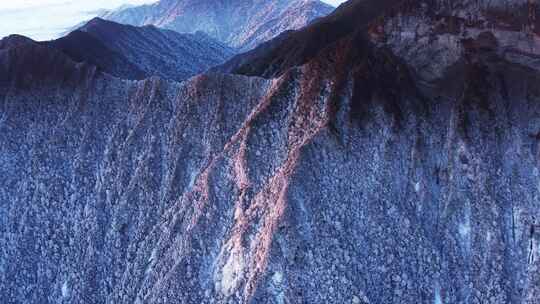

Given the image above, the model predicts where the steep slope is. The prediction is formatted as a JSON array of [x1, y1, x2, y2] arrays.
[[102, 0, 334, 50], [2, 1, 540, 304], [218, 0, 399, 77], [222, 0, 540, 80], [46, 18, 235, 81]]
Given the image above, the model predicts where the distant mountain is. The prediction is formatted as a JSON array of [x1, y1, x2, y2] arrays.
[[102, 0, 334, 50], [46, 18, 235, 81]]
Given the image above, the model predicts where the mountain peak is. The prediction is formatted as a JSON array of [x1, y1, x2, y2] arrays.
[[0, 36, 97, 89], [44, 18, 236, 81], [0, 34, 35, 50], [79, 17, 131, 34], [85, 16, 109, 25]]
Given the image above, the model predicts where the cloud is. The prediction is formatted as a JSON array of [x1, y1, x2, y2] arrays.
[[0, 0, 157, 40]]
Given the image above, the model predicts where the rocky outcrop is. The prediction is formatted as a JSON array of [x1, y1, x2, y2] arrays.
[[372, 0, 540, 81], [102, 0, 334, 50], [46, 18, 235, 81], [1, 1, 540, 304]]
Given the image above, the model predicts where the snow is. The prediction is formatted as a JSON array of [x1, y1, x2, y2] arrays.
[[459, 222, 471, 238], [272, 271, 283, 285], [220, 250, 244, 296], [61, 281, 69, 298], [434, 285, 442, 304]]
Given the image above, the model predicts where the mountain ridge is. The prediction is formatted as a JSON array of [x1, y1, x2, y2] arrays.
[[102, 0, 335, 50], [45, 17, 235, 81], [220, 0, 540, 80], [0, 35, 98, 89]]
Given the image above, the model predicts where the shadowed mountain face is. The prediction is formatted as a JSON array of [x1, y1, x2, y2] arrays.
[[44, 18, 235, 81], [44, 30, 147, 80], [1, 1, 540, 304], [0, 35, 97, 89], [218, 0, 400, 77], [102, 0, 335, 50]]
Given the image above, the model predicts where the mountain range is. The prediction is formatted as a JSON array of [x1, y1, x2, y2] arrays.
[[102, 0, 335, 50], [46, 18, 235, 81], [1, 0, 540, 304]]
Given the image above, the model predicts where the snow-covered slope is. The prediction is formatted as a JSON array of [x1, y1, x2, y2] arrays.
[[102, 0, 334, 50], [1, 1, 540, 304]]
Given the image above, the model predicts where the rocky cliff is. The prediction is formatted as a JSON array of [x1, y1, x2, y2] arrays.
[[102, 0, 334, 50], [1, 0, 540, 304]]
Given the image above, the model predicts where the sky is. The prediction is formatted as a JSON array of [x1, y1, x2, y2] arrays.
[[0, 0, 157, 40], [323, 0, 346, 5], [0, 0, 347, 41]]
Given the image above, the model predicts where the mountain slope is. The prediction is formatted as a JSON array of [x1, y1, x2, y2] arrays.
[[0, 35, 97, 88], [1, 1, 540, 304], [45, 30, 147, 80], [218, 0, 399, 77], [46, 18, 235, 81], [221, 0, 540, 80], [102, 0, 334, 50]]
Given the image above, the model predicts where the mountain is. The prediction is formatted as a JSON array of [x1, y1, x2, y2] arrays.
[[218, 0, 398, 77], [0, 35, 97, 88], [46, 18, 235, 81], [102, 0, 335, 50], [2, 0, 540, 304], [44, 29, 147, 80], [221, 0, 540, 79]]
